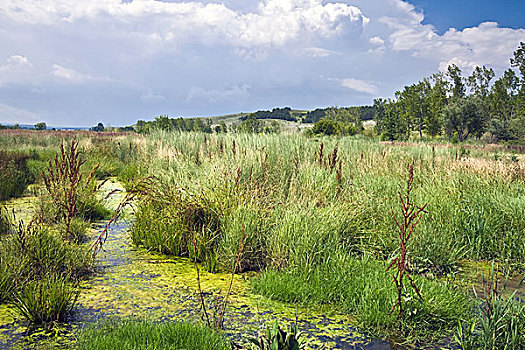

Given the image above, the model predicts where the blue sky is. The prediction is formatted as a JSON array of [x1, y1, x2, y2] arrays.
[[407, 0, 524, 34], [0, 0, 523, 127]]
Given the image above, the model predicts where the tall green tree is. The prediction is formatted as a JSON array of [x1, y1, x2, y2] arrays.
[[446, 64, 466, 100], [426, 73, 448, 137], [489, 69, 519, 141], [442, 96, 480, 142], [467, 66, 495, 138]]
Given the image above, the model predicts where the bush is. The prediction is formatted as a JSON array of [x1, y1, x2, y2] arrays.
[[76, 319, 230, 350]]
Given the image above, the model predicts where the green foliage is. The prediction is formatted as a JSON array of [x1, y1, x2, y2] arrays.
[[136, 115, 213, 133], [246, 321, 306, 350], [34, 122, 47, 131], [372, 43, 525, 143], [442, 96, 482, 142], [76, 319, 230, 350], [241, 107, 297, 122], [310, 117, 359, 136], [252, 255, 472, 338], [455, 274, 525, 350], [130, 182, 221, 271], [0, 151, 34, 200], [238, 114, 266, 133], [11, 273, 79, 326]]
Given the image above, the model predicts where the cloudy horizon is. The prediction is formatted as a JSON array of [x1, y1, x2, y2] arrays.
[[0, 0, 524, 127]]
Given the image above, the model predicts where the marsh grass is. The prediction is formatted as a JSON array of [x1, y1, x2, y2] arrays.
[[127, 131, 524, 342], [11, 273, 79, 326], [0, 150, 34, 200], [76, 319, 230, 350], [251, 255, 472, 339], [455, 265, 525, 349], [0, 223, 92, 324]]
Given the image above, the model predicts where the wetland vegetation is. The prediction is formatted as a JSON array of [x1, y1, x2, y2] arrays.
[[1, 43, 525, 350], [0, 126, 524, 349]]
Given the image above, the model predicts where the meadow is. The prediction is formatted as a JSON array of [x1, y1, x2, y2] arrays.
[[0, 128, 524, 349]]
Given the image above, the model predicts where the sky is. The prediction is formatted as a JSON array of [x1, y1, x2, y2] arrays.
[[0, 0, 524, 127]]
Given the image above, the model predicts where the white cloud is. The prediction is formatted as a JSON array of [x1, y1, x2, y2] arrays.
[[52, 64, 92, 83], [0, 0, 369, 52], [341, 78, 378, 94], [382, 1, 525, 73], [52, 64, 114, 84], [0, 103, 39, 123], [186, 84, 250, 103], [369, 36, 385, 46], [302, 47, 340, 57], [0, 55, 33, 86]]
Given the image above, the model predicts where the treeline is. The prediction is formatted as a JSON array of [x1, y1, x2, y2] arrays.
[[134, 115, 213, 133], [306, 107, 365, 136], [303, 106, 375, 124], [375, 42, 525, 143], [240, 107, 297, 122]]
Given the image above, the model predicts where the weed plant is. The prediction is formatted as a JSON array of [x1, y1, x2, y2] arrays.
[[76, 319, 230, 350]]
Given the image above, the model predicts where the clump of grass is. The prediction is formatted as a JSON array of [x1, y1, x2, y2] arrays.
[[252, 255, 472, 339], [76, 319, 230, 350], [0, 206, 12, 235], [0, 150, 34, 200], [130, 180, 221, 271], [11, 273, 79, 326], [0, 223, 92, 312]]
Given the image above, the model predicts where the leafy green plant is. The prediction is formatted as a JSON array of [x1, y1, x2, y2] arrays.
[[246, 321, 307, 350], [455, 265, 525, 350]]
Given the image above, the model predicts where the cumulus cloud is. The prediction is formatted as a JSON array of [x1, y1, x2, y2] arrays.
[[382, 1, 525, 73], [0, 0, 369, 51], [340, 78, 378, 94]]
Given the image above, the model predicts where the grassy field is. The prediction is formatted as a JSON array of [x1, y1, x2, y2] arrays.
[[1, 128, 524, 348]]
